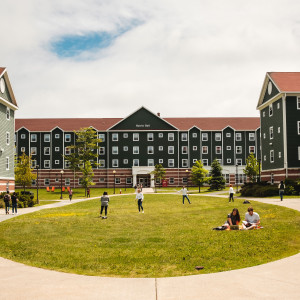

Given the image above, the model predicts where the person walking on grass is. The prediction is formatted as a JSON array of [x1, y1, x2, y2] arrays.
[[11, 192, 18, 215], [178, 186, 191, 204], [4, 191, 11, 215], [69, 188, 73, 201], [229, 184, 234, 202], [136, 189, 144, 213], [278, 181, 285, 201], [100, 191, 109, 218]]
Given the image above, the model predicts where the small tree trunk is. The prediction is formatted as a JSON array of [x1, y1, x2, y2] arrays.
[[199, 184, 200, 193]]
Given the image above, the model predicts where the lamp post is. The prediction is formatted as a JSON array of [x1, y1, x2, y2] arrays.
[[186, 169, 189, 190], [257, 158, 261, 183], [60, 170, 64, 199], [113, 170, 116, 194], [36, 165, 39, 204], [236, 164, 238, 193]]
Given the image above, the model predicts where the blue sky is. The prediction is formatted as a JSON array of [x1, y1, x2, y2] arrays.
[[1, 0, 300, 118]]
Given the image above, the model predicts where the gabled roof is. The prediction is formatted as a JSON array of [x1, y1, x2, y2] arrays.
[[0, 67, 18, 109], [268, 72, 300, 92]]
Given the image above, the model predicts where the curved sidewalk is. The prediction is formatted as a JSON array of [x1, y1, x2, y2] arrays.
[[0, 195, 299, 299]]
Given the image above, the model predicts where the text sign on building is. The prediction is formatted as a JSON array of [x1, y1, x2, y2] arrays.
[[136, 124, 151, 128]]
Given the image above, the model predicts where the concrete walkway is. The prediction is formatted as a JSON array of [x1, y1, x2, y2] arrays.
[[0, 194, 299, 299]]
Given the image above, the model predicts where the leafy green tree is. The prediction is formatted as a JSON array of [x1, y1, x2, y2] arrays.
[[243, 153, 259, 183], [15, 153, 36, 192], [209, 159, 225, 191], [150, 164, 166, 192], [80, 161, 95, 191], [190, 160, 210, 193]]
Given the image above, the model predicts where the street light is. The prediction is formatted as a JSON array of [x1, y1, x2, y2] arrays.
[[257, 158, 261, 183], [36, 165, 39, 204], [186, 169, 189, 190], [113, 170, 116, 194], [236, 164, 238, 193], [60, 170, 64, 199]]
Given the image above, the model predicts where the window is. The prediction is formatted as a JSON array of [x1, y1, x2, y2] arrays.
[[269, 127, 274, 139], [168, 159, 175, 167], [193, 159, 197, 163], [44, 134, 50, 142], [182, 159, 188, 167], [65, 147, 71, 155], [279, 152, 281, 158], [112, 159, 118, 167], [112, 133, 118, 141], [236, 133, 242, 141], [55, 134, 60, 139], [6, 107, 10, 120], [168, 146, 174, 154], [202, 133, 208, 141], [226, 133, 231, 138], [115, 178, 120, 184], [126, 178, 132, 184], [44, 178, 50, 186], [55, 178, 59, 183], [6, 157, 9, 170], [6, 132, 10, 145], [133, 146, 139, 154], [278, 127, 280, 134], [263, 111, 265, 117], [226, 146, 231, 150], [44, 160, 50, 168], [21, 134, 26, 139], [269, 103, 273, 116], [263, 133, 266, 139], [99, 160, 105, 168], [44, 147, 50, 155], [147, 133, 154, 141], [112, 146, 118, 155], [159, 159, 163, 164], [297, 97, 300, 109], [123, 146, 128, 151], [159, 146, 163, 151], [249, 133, 255, 141], [249, 146, 255, 154], [298, 121, 300, 135], [155, 178, 161, 184], [182, 177, 188, 183], [216, 146, 222, 154], [159, 133, 163, 138], [215, 133, 221, 141], [169, 177, 174, 184], [99, 178, 105, 183], [99, 133, 105, 142], [148, 159, 154, 166], [168, 133, 174, 141], [31, 134, 37, 142], [236, 146, 242, 154], [30, 147, 37, 155], [21, 147, 25, 152], [202, 146, 208, 154], [123, 133, 128, 138], [298, 147, 300, 160], [133, 159, 139, 167], [277, 102, 280, 109], [216, 159, 222, 164], [123, 159, 128, 164], [181, 133, 188, 141], [270, 150, 274, 163], [192, 133, 197, 138], [65, 178, 70, 186], [193, 146, 197, 151], [202, 159, 208, 166], [264, 155, 266, 161], [182, 146, 188, 154], [55, 160, 59, 165], [236, 159, 242, 165], [227, 158, 231, 163], [99, 147, 105, 155], [148, 146, 154, 154], [224, 174, 230, 184], [55, 147, 60, 152], [31, 160, 37, 168], [133, 133, 139, 141], [65, 134, 71, 142]]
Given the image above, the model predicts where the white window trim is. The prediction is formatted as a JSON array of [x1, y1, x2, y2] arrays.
[[133, 159, 139, 167], [147, 133, 154, 141], [6, 107, 10, 120], [133, 133, 139, 141], [44, 147, 51, 155], [193, 146, 197, 151], [181, 133, 188, 141], [227, 158, 231, 163], [65, 134, 71, 142], [112, 133, 119, 141], [297, 97, 300, 110], [202, 159, 208, 166], [168, 159, 175, 167], [99, 147, 105, 155], [55, 147, 60, 152], [226, 146, 231, 150], [159, 159, 163, 164], [55, 160, 59, 164], [55, 134, 60, 139], [159, 146, 163, 151], [249, 146, 255, 154], [147, 146, 154, 154], [30, 147, 37, 155], [168, 133, 174, 141], [298, 147, 300, 160], [6, 132, 10, 145], [147, 159, 154, 166], [215, 133, 221, 141], [202, 146, 208, 154], [215, 146, 222, 154], [112, 146, 119, 155], [182, 146, 188, 154], [168, 146, 174, 154], [236, 133, 242, 141], [133, 146, 139, 154], [44, 160, 51, 168], [270, 150, 274, 163], [202, 133, 208, 141], [44, 134, 51, 142], [270, 126, 274, 139], [31, 134, 37, 143], [112, 159, 119, 167], [123, 159, 128, 164], [182, 159, 188, 167], [6, 157, 9, 170], [269, 103, 273, 116], [236, 146, 242, 154], [298, 121, 300, 135]]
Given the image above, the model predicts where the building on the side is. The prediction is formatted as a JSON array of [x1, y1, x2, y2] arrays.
[[257, 72, 300, 183], [15, 107, 260, 188], [0, 67, 18, 192]]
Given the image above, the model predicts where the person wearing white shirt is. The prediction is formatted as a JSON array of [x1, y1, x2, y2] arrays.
[[229, 184, 234, 202], [243, 207, 260, 230], [178, 186, 191, 204], [135, 189, 144, 213]]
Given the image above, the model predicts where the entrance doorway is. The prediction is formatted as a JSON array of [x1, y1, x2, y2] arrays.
[[137, 175, 151, 187]]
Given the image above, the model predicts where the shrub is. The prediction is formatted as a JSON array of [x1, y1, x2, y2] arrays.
[[0, 200, 4, 208], [240, 183, 278, 197]]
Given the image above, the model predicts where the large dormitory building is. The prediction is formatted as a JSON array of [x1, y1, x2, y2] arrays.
[[2, 69, 300, 190]]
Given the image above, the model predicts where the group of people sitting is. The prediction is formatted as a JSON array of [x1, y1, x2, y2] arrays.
[[214, 207, 261, 230]]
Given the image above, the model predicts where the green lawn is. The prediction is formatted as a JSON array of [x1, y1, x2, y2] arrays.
[[0, 194, 299, 278], [154, 186, 211, 193], [35, 200, 60, 207]]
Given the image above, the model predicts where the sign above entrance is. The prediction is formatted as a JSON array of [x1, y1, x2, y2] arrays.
[[136, 124, 151, 128]]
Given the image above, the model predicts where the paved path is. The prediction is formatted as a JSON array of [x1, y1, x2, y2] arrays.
[[0, 193, 299, 299]]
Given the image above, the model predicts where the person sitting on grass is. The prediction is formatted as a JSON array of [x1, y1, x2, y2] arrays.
[[225, 208, 241, 228], [243, 207, 260, 230], [100, 191, 109, 218]]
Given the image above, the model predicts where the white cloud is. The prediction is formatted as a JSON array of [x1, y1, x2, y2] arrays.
[[1, 0, 300, 119]]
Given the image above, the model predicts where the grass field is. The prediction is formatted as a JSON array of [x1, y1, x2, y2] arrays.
[[0, 194, 299, 278]]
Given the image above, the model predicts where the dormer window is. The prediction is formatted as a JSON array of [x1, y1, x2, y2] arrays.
[[269, 104, 273, 116]]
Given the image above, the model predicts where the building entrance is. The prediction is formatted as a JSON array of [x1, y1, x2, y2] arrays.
[[137, 175, 151, 187]]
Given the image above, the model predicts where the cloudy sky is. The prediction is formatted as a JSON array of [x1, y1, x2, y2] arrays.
[[1, 0, 300, 119]]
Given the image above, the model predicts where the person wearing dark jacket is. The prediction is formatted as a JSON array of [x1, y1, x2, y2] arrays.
[[11, 192, 18, 215], [100, 191, 109, 218], [3, 191, 11, 215]]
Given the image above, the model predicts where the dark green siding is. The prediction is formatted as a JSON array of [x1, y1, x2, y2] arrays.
[[223, 127, 235, 165], [52, 128, 63, 169], [189, 127, 200, 166], [262, 80, 280, 104]]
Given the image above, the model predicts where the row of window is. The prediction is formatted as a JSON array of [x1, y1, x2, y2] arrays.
[[20, 133, 73, 143], [263, 97, 300, 118], [265, 147, 300, 162], [263, 122, 300, 140]]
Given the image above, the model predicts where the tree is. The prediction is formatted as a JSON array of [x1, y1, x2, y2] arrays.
[[150, 164, 166, 192], [64, 127, 101, 194], [209, 159, 225, 191], [15, 153, 36, 192], [190, 160, 210, 193], [243, 153, 259, 183]]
